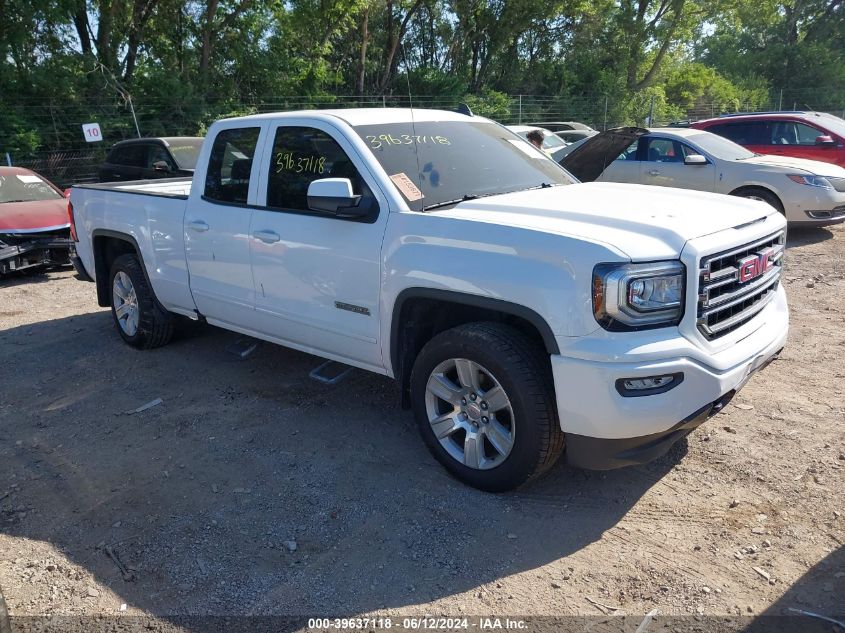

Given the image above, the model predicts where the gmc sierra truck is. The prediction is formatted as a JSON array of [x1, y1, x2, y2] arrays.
[[68, 109, 789, 491]]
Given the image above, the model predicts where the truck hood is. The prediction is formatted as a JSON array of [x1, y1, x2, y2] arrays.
[[742, 153, 845, 177], [0, 198, 70, 233], [429, 182, 773, 260]]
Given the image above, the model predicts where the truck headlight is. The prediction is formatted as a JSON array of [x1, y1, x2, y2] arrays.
[[592, 261, 685, 330]]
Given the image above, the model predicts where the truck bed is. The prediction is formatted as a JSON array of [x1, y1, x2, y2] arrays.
[[70, 176, 195, 316], [74, 177, 192, 198]]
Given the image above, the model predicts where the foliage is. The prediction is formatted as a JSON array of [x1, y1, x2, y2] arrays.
[[1, 0, 843, 157]]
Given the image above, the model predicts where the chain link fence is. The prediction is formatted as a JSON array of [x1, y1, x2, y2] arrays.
[[4, 92, 844, 187]]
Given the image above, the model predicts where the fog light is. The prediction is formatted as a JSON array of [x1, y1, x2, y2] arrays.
[[616, 372, 683, 397], [624, 376, 673, 390]]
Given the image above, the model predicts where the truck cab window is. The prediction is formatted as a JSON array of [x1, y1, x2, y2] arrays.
[[204, 127, 261, 204], [267, 127, 365, 212], [113, 145, 147, 167]]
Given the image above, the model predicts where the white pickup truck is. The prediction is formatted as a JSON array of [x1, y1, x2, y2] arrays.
[[68, 109, 789, 491]]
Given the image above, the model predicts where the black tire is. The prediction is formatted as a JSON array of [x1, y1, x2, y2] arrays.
[[109, 253, 174, 349], [410, 322, 564, 492], [731, 187, 784, 215]]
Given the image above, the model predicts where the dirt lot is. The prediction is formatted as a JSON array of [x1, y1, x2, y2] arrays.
[[0, 226, 843, 631]]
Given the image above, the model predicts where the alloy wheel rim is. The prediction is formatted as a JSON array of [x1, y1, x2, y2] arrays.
[[112, 271, 140, 337], [424, 358, 515, 470]]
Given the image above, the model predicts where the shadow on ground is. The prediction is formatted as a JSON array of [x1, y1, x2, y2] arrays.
[[1, 310, 686, 629], [745, 545, 844, 632], [786, 226, 835, 248]]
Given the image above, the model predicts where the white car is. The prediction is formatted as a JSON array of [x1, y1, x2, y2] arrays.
[[564, 127, 845, 225], [507, 125, 570, 161], [69, 109, 788, 491]]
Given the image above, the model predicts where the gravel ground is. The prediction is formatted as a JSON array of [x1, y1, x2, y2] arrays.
[[0, 226, 843, 631]]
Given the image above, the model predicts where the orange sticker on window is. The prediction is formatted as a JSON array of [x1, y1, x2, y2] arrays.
[[389, 173, 424, 201]]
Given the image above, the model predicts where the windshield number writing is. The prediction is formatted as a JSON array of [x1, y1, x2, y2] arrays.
[[366, 134, 451, 149]]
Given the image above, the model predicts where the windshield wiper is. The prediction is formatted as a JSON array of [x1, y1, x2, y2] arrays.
[[521, 182, 562, 191], [0, 199, 29, 204], [422, 194, 481, 211], [422, 183, 563, 212]]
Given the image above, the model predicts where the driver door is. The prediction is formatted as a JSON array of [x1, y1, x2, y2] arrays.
[[247, 121, 390, 371], [641, 137, 716, 191]]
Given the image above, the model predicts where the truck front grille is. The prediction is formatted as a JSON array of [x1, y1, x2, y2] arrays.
[[697, 231, 785, 339]]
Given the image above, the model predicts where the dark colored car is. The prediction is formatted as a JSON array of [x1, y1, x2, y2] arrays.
[[99, 137, 204, 182], [530, 121, 595, 133], [0, 167, 72, 275], [691, 111, 845, 168]]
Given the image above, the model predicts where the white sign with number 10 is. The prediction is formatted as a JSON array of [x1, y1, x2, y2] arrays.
[[82, 122, 103, 143]]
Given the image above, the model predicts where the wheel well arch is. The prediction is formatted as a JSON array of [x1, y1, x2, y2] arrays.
[[390, 288, 559, 407], [91, 230, 146, 307], [728, 185, 784, 213]]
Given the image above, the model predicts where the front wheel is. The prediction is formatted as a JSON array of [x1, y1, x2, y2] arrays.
[[732, 187, 784, 215], [410, 322, 564, 491], [109, 253, 174, 349]]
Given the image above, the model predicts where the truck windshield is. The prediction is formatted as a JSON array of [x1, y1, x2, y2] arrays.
[[167, 139, 204, 170], [353, 121, 576, 211]]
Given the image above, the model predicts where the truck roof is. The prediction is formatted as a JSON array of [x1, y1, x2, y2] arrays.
[[111, 136, 203, 148], [219, 108, 488, 126]]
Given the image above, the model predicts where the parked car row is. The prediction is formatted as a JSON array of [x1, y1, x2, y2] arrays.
[[559, 126, 845, 225], [5, 109, 845, 279]]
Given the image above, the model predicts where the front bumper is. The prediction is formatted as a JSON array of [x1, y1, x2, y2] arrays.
[[0, 234, 71, 275], [551, 286, 788, 469], [783, 187, 845, 226]]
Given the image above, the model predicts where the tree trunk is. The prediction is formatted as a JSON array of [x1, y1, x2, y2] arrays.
[[95, 0, 119, 70], [378, 0, 423, 93], [71, 3, 93, 55], [124, 0, 160, 83], [356, 7, 370, 94], [199, 0, 219, 77]]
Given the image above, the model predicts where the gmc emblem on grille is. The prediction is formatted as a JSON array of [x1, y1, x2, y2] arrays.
[[738, 249, 774, 283]]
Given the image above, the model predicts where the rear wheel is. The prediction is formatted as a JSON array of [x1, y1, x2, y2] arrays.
[[410, 322, 564, 491], [109, 253, 174, 349]]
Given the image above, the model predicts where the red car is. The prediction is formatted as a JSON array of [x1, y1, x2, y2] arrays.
[[691, 111, 845, 168], [0, 167, 72, 275]]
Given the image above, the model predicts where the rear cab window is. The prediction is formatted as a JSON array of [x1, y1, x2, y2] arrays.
[[109, 144, 148, 167], [203, 128, 261, 204]]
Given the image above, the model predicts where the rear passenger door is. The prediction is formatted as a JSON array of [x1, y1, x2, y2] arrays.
[[247, 121, 389, 370], [704, 121, 770, 156], [184, 125, 266, 327]]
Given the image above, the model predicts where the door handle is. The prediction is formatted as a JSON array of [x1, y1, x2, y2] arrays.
[[648, 169, 661, 176], [253, 230, 281, 244], [187, 220, 209, 232]]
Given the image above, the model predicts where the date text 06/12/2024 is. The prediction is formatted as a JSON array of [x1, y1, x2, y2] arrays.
[[307, 617, 527, 630]]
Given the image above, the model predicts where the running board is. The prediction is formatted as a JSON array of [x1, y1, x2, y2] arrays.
[[309, 360, 354, 385], [225, 337, 259, 359]]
